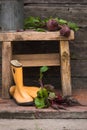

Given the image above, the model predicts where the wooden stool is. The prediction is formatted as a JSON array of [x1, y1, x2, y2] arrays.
[[0, 30, 74, 98]]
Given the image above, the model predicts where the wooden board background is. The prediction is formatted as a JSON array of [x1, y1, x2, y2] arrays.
[[0, 0, 87, 89]]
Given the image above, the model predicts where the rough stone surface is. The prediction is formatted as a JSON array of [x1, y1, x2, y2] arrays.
[[0, 119, 87, 130], [0, 89, 87, 119]]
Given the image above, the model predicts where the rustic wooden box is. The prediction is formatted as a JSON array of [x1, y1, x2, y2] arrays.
[[0, 30, 74, 98]]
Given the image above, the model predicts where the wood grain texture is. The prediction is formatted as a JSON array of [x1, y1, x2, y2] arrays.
[[2, 42, 12, 98], [60, 41, 72, 96], [0, 30, 74, 41], [70, 41, 87, 60], [71, 60, 87, 77], [0, 31, 74, 98], [13, 53, 60, 67], [24, 0, 87, 4], [75, 28, 87, 41], [0, 0, 87, 91], [72, 78, 87, 89], [24, 6, 87, 26]]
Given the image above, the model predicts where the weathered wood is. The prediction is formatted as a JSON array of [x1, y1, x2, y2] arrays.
[[72, 78, 87, 89], [70, 41, 87, 60], [23, 59, 87, 77], [0, 0, 86, 92], [0, 30, 74, 98], [0, 30, 74, 41], [1, 0, 24, 31], [60, 41, 72, 96], [24, 6, 87, 26], [13, 53, 60, 67], [24, 0, 87, 4], [2, 42, 12, 98], [71, 60, 87, 77], [75, 28, 87, 41], [12, 39, 87, 61]]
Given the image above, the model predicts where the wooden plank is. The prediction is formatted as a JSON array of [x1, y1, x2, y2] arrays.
[[60, 40, 72, 96], [71, 60, 87, 77], [0, 30, 74, 41], [13, 53, 60, 67], [2, 42, 12, 98], [72, 78, 87, 89], [24, 0, 87, 4], [24, 6, 87, 26], [75, 28, 87, 41], [70, 41, 87, 60]]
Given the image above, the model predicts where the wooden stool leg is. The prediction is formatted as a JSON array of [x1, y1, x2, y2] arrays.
[[2, 41, 12, 98], [60, 40, 72, 96]]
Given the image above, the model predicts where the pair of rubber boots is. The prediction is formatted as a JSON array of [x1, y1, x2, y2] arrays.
[[9, 60, 40, 105]]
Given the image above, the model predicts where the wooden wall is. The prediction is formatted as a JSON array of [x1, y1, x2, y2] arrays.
[[0, 0, 87, 90], [24, 0, 87, 89]]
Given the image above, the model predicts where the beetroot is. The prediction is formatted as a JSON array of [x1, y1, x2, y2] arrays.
[[46, 19, 59, 31], [60, 26, 71, 37]]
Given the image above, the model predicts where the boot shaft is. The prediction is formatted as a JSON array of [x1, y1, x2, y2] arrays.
[[11, 60, 23, 87]]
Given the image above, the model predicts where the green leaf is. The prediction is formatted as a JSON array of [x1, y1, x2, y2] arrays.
[[58, 19, 67, 25], [40, 66, 49, 73], [54, 18, 67, 24], [48, 92, 56, 100], [24, 16, 42, 29], [67, 22, 79, 31], [24, 16, 46, 30], [24, 16, 79, 32], [37, 88, 43, 98], [42, 88, 48, 98], [44, 16, 53, 23], [35, 88, 49, 108], [35, 97, 46, 108], [37, 88, 48, 98], [35, 28, 46, 32]]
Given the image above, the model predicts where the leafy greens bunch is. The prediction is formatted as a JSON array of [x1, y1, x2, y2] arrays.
[[24, 16, 79, 32]]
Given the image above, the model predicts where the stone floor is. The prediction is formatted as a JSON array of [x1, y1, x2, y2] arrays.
[[0, 119, 87, 130], [0, 88, 87, 119]]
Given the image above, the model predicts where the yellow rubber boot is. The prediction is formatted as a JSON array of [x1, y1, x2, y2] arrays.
[[9, 60, 39, 105], [10, 85, 40, 99]]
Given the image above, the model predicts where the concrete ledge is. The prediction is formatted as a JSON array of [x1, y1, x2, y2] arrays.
[[0, 99, 87, 119], [0, 110, 87, 119]]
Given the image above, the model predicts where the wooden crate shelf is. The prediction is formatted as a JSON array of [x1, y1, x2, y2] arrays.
[[0, 30, 74, 98]]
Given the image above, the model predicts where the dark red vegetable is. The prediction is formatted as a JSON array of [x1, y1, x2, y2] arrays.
[[46, 19, 59, 31], [60, 26, 71, 37]]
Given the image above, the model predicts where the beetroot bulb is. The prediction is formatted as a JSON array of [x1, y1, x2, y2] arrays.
[[46, 19, 59, 31], [60, 26, 71, 37]]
